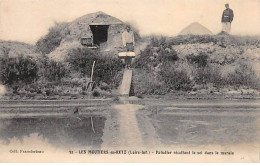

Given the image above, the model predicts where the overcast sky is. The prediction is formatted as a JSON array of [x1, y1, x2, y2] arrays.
[[0, 0, 260, 44]]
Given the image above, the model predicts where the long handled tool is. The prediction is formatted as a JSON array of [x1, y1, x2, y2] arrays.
[[86, 61, 96, 91]]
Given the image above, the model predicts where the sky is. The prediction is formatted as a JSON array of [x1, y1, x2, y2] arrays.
[[0, 0, 260, 44]]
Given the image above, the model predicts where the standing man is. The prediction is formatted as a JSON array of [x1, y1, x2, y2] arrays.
[[122, 26, 135, 68], [221, 3, 234, 34]]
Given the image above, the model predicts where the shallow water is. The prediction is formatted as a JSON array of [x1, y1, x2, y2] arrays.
[[0, 115, 106, 148], [147, 112, 260, 145], [0, 101, 260, 148]]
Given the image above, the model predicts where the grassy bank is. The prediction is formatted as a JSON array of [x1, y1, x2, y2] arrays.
[[0, 47, 124, 100], [132, 35, 260, 97], [1, 34, 260, 100]]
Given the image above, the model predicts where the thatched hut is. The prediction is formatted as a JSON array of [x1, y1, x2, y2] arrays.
[[67, 11, 139, 52], [47, 11, 140, 61]]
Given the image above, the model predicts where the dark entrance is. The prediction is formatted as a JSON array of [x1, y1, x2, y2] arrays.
[[89, 25, 109, 46]]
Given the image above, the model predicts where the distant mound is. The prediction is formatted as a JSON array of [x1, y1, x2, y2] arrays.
[[179, 22, 213, 35], [0, 40, 37, 57]]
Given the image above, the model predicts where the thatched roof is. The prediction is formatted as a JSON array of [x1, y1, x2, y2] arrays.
[[72, 11, 123, 25], [67, 11, 125, 39]]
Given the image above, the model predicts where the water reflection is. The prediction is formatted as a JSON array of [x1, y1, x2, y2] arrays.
[[0, 115, 106, 148]]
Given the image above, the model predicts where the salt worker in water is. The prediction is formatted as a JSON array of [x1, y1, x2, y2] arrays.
[[122, 26, 135, 69], [221, 3, 234, 34]]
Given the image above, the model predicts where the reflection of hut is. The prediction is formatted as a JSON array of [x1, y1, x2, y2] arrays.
[[68, 11, 138, 52]]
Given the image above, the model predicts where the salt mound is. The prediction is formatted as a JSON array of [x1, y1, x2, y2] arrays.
[[179, 22, 213, 35]]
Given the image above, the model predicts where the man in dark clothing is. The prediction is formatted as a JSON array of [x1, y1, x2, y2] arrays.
[[221, 3, 234, 33]]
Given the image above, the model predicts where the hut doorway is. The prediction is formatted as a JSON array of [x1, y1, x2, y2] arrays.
[[89, 25, 109, 46]]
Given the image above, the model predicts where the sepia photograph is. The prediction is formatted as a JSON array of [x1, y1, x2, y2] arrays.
[[0, 0, 260, 163]]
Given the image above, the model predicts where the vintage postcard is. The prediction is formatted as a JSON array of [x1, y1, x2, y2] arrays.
[[0, 0, 259, 163]]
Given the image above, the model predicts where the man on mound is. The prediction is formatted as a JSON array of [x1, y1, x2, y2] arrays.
[[122, 26, 135, 69], [221, 3, 234, 34]]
